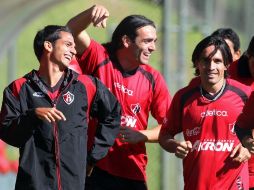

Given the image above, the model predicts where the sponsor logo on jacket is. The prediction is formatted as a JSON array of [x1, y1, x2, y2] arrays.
[[192, 140, 234, 152], [201, 109, 228, 118], [63, 91, 74, 105], [114, 82, 133, 96], [33, 92, 45, 98]]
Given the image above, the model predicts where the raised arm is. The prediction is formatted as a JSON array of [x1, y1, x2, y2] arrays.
[[66, 5, 109, 54]]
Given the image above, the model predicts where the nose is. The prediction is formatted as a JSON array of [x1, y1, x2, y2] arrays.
[[149, 42, 156, 52], [207, 61, 216, 70], [71, 46, 77, 55]]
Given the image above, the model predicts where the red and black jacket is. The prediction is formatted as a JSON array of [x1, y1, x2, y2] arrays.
[[0, 69, 121, 190]]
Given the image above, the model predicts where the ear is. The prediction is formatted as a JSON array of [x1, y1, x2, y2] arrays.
[[234, 49, 241, 60], [44, 41, 53, 52], [122, 35, 132, 48]]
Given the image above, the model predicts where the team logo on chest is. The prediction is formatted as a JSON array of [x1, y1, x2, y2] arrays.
[[131, 103, 141, 115], [62, 91, 74, 105]]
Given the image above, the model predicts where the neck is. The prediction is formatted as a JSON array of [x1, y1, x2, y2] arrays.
[[38, 60, 65, 87], [116, 50, 139, 72], [201, 79, 225, 95]]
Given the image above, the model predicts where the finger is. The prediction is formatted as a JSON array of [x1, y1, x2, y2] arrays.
[[92, 8, 105, 26], [175, 152, 187, 159], [94, 10, 109, 27], [230, 144, 240, 157], [176, 147, 189, 156], [186, 141, 193, 149], [52, 109, 66, 121], [44, 114, 53, 123]]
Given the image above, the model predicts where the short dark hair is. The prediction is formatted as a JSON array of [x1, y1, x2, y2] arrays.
[[192, 35, 232, 77], [104, 15, 155, 54], [33, 25, 72, 61], [211, 28, 240, 52], [237, 36, 254, 77]]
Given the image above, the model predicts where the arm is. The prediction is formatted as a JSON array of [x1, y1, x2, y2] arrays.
[[119, 124, 161, 144], [67, 5, 109, 54], [0, 83, 66, 147], [0, 86, 36, 147], [159, 128, 192, 159]]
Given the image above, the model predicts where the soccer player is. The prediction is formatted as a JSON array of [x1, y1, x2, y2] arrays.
[[0, 25, 121, 190], [159, 35, 251, 190], [67, 4, 171, 190]]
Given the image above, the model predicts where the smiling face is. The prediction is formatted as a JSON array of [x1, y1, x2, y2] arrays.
[[127, 25, 157, 65], [197, 45, 227, 92], [50, 31, 76, 69]]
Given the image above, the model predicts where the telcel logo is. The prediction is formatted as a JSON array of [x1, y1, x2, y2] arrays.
[[114, 82, 133, 96], [201, 109, 228, 118]]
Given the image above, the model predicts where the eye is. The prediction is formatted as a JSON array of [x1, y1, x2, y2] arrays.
[[213, 58, 223, 64]]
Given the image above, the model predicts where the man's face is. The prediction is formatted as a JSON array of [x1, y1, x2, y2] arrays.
[[197, 45, 227, 89], [50, 31, 76, 69], [225, 39, 240, 62], [128, 25, 157, 65]]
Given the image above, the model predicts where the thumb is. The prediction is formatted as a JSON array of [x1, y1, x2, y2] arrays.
[[186, 141, 192, 150]]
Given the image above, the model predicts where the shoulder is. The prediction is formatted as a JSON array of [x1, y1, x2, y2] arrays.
[[77, 74, 95, 86], [226, 78, 251, 100], [226, 78, 251, 92]]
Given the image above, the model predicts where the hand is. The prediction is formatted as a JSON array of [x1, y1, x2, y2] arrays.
[[86, 164, 94, 177], [35, 107, 66, 123], [230, 143, 251, 163], [242, 136, 254, 154], [91, 5, 109, 28], [119, 126, 147, 144], [175, 141, 192, 159]]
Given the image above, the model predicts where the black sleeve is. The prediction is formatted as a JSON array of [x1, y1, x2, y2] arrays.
[[87, 78, 121, 164], [0, 85, 38, 147]]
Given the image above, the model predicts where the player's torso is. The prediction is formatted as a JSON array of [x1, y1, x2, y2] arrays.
[[181, 85, 247, 190], [96, 63, 154, 131]]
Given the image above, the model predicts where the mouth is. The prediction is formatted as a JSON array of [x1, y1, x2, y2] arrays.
[[143, 52, 151, 60], [64, 54, 72, 61]]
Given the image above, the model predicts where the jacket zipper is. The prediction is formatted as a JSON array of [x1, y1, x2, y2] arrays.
[[52, 78, 74, 190]]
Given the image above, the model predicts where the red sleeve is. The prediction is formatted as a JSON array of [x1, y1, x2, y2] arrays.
[[75, 40, 109, 75], [12, 78, 26, 99], [150, 72, 171, 124]]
